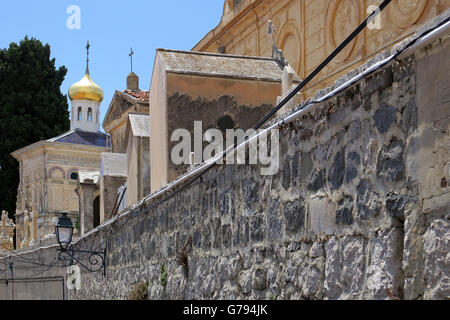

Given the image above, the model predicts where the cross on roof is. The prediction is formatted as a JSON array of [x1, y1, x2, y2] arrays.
[[86, 41, 91, 74], [129, 48, 134, 73]]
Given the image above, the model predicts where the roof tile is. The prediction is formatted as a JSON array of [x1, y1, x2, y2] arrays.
[[124, 90, 150, 101]]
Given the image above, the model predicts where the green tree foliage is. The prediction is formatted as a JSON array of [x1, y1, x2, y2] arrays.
[[0, 37, 69, 218]]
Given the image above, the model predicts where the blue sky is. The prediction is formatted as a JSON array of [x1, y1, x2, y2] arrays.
[[0, 0, 224, 129]]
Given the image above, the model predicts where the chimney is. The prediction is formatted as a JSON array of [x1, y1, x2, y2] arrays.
[[126, 72, 139, 90]]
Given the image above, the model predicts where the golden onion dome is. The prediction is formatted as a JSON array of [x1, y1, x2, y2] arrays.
[[68, 71, 104, 103]]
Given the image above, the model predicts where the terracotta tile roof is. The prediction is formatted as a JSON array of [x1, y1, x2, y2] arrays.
[[124, 89, 150, 101]]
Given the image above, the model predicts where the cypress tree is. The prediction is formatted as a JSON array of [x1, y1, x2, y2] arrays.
[[0, 36, 69, 219]]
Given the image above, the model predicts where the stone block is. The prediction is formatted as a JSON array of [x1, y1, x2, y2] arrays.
[[423, 219, 450, 299], [346, 151, 361, 183], [239, 270, 253, 294], [308, 169, 326, 192], [336, 196, 354, 225], [356, 179, 381, 220], [283, 198, 306, 235], [376, 138, 405, 183], [324, 237, 342, 299], [308, 197, 335, 236], [373, 103, 396, 134], [341, 236, 365, 297], [329, 149, 345, 190]]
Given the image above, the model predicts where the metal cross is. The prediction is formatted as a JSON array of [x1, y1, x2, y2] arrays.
[[86, 41, 91, 63], [129, 48, 134, 73], [85, 41, 91, 73]]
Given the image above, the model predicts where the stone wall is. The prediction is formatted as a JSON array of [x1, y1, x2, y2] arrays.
[[67, 26, 449, 300]]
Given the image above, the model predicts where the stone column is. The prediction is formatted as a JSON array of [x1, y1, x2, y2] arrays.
[[15, 209, 22, 249], [16, 225, 22, 250]]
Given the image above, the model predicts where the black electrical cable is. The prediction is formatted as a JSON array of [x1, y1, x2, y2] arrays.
[[0, 243, 61, 268], [0, 259, 60, 272]]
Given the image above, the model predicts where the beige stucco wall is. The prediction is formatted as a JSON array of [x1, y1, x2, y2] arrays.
[[99, 153, 127, 223], [108, 122, 127, 154], [166, 72, 280, 107], [12, 142, 105, 249], [149, 54, 169, 193], [194, 0, 450, 98], [126, 135, 150, 206], [103, 91, 149, 154], [165, 72, 280, 184], [127, 136, 138, 206]]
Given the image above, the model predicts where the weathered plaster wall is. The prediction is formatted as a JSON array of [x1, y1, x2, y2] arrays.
[[194, 0, 450, 99], [149, 54, 169, 192], [66, 33, 449, 300], [403, 30, 450, 300], [77, 182, 97, 234], [126, 136, 150, 206], [166, 74, 277, 182], [14, 145, 104, 250], [103, 91, 149, 154], [142, 138, 151, 199]]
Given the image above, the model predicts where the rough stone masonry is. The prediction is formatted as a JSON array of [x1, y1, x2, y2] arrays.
[[65, 17, 450, 300]]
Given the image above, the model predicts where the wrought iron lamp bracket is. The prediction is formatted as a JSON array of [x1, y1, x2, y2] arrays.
[[57, 245, 106, 276]]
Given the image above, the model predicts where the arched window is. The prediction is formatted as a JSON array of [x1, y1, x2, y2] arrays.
[[77, 107, 82, 121], [87, 108, 93, 122]]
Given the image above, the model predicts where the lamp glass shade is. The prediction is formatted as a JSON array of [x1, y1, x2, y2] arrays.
[[55, 212, 74, 248], [56, 226, 73, 244]]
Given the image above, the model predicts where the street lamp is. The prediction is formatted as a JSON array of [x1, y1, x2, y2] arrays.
[[55, 212, 106, 275], [55, 212, 74, 250]]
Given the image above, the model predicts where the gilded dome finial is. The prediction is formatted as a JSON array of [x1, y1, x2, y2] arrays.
[[68, 41, 104, 103]]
